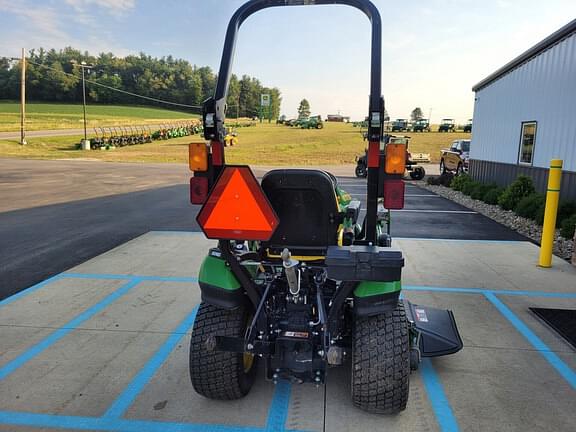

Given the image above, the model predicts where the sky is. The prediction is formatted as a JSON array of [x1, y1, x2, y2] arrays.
[[1, 0, 575, 122]]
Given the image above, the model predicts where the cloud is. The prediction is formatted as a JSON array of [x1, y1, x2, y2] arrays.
[[65, 0, 136, 15]]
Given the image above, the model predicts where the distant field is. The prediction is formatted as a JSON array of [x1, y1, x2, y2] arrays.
[[0, 122, 470, 165], [0, 101, 197, 132]]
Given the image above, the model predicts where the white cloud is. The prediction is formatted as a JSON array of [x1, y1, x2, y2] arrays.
[[65, 0, 135, 15]]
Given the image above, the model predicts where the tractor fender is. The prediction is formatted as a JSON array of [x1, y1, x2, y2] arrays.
[[198, 252, 247, 310], [353, 281, 402, 316]]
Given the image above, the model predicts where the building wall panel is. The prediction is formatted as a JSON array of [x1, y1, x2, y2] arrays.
[[471, 33, 576, 172]]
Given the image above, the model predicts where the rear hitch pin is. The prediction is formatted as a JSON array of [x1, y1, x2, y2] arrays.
[[281, 248, 300, 297]]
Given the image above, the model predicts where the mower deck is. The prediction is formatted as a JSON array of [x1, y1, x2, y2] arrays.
[[1, 230, 575, 431]]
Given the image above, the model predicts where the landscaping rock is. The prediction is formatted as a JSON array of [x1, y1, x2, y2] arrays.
[[419, 182, 574, 262]]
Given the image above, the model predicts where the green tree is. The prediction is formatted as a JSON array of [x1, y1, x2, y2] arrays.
[[298, 99, 311, 119], [410, 107, 423, 122]]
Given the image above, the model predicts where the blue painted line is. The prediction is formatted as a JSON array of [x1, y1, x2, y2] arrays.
[[0, 274, 63, 308], [404, 285, 576, 298], [484, 292, 576, 390], [62, 273, 198, 283], [395, 237, 527, 244], [266, 380, 292, 432], [0, 411, 267, 432], [104, 305, 199, 418], [0, 278, 142, 381], [421, 358, 460, 432]]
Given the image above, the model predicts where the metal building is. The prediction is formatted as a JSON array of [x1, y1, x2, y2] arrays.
[[470, 18, 576, 200]]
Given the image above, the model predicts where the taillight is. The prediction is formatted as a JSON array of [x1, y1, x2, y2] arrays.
[[188, 143, 208, 171], [190, 176, 209, 204], [385, 143, 406, 174], [383, 179, 405, 209]]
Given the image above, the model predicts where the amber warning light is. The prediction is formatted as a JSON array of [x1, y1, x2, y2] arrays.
[[196, 166, 279, 241]]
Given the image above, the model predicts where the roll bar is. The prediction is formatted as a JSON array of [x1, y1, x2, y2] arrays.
[[203, 0, 384, 144]]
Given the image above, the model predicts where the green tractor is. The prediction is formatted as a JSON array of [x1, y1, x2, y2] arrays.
[[438, 118, 456, 132], [188, 0, 462, 415], [411, 118, 430, 132]]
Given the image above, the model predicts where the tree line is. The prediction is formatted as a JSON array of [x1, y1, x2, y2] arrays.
[[0, 47, 281, 118]]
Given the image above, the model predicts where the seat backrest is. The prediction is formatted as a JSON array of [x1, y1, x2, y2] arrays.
[[261, 169, 340, 253]]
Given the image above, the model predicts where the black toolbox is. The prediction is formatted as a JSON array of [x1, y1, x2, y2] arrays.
[[325, 245, 404, 281]]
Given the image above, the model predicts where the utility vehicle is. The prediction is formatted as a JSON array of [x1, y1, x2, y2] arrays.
[[412, 118, 430, 132], [438, 118, 456, 132], [188, 0, 462, 415], [391, 118, 409, 132]]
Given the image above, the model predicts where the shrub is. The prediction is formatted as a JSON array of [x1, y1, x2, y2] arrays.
[[557, 201, 576, 226], [535, 200, 576, 227], [450, 173, 472, 192], [461, 180, 480, 196], [560, 214, 576, 239], [498, 176, 535, 210], [482, 187, 505, 205], [470, 184, 496, 201], [514, 193, 546, 220], [427, 173, 453, 186]]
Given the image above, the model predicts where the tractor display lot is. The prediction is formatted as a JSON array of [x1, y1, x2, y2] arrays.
[[1, 231, 575, 432]]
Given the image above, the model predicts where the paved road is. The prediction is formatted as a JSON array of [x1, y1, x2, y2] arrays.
[[0, 159, 525, 301]]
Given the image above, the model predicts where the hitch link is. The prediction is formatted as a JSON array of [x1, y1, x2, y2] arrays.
[[281, 248, 300, 296]]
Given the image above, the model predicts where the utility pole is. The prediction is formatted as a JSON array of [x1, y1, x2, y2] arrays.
[[20, 48, 26, 145], [72, 60, 92, 143], [81, 63, 87, 142]]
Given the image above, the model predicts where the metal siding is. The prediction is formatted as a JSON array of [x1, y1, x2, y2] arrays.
[[471, 32, 576, 172], [469, 159, 576, 201]]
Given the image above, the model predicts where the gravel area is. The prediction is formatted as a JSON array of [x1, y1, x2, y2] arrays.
[[418, 182, 575, 261]]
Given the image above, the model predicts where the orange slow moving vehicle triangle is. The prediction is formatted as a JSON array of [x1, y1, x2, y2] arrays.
[[197, 166, 279, 240]]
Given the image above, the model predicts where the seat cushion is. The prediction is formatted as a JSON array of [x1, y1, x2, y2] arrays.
[[261, 169, 340, 251]]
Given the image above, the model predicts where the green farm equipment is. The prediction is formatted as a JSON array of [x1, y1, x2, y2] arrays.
[[187, 0, 462, 415]]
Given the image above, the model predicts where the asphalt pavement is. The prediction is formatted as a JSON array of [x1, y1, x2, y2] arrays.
[[0, 159, 525, 301]]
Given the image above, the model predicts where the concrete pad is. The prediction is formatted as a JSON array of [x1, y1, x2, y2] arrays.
[[0, 278, 125, 368], [397, 239, 576, 292], [0, 280, 198, 417], [67, 231, 214, 278], [125, 349, 275, 428], [1, 232, 575, 432]]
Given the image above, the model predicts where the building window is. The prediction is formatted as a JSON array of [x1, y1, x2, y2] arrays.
[[518, 122, 537, 165]]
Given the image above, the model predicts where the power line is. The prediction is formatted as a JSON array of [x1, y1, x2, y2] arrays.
[[25, 59, 203, 110]]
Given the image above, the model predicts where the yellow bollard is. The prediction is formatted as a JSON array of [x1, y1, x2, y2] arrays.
[[539, 159, 563, 268]]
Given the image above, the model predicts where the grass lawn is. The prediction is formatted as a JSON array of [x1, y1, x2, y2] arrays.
[[0, 122, 470, 165], [0, 101, 197, 132]]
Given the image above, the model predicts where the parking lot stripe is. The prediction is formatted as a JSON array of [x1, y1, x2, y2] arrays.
[[104, 305, 199, 419], [0, 274, 63, 308], [392, 209, 478, 214], [0, 411, 270, 431], [484, 292, 576, 390], [421, 359, 460, 432], [0, 277, 142, 381], [265, 380, 292, 432], [396, 238, 526, 244], [62, 273, 198, 283], [404, 285, 576, 298]]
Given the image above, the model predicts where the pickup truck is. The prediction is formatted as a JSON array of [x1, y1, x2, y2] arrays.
[[440, 139, 470, 175]]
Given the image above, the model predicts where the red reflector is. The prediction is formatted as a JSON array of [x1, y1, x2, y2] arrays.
[[367, 141, 380, 168], [383, 179, 405, 210], [196, 166, 279, 241], [190, 177, 209, 204], [211, 141, 224, 166]]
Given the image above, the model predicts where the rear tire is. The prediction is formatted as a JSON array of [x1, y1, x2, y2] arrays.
[[351, 302, 410, 414], [355, 163, 367, 178], [189, 302, 257, 400]]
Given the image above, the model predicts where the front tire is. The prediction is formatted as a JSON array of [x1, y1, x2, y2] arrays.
[[189, 302, 257, 400], [440, 159, 446, 174], [352, 302, 410, 414]]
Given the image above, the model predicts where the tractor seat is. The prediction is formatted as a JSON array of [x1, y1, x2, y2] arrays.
[[261, 169, 340, 258]]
